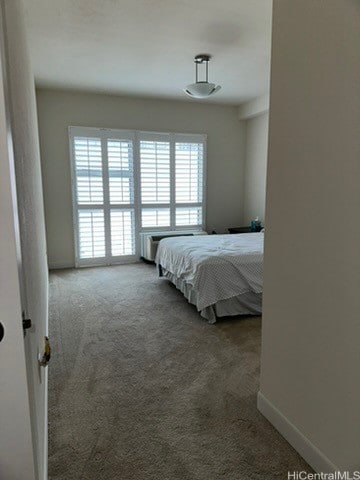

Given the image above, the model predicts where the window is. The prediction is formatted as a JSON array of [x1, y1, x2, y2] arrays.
[[175, 141, 203, 227], [140, 136, 171, 228], [70, 127, 206, 266]]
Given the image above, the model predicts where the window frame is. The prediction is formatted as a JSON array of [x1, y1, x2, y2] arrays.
[[69, 126, 207, 267]]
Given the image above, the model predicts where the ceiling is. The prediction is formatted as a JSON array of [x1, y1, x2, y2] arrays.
[[24, 0, 272, 106]]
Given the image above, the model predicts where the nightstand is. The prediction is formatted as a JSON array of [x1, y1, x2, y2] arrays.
[[228, 226, 261, 234]]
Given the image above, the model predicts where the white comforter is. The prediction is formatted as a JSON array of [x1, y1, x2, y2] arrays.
[[155, 233, 264, 311]]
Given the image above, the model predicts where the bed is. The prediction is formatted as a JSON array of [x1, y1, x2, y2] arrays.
[[155, 232, 264, 323]]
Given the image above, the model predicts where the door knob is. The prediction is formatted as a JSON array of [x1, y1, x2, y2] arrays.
[[38, 336, 51, 367]]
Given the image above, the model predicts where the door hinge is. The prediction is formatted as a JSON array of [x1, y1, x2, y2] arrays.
[[22, 311, 32, 335], [22, 318, 32, 330]]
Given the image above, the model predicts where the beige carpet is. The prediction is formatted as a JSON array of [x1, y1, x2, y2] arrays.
[[48, 263, 311, 480]]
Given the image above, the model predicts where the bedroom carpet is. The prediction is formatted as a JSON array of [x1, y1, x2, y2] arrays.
[[48, 263, 311, 480]]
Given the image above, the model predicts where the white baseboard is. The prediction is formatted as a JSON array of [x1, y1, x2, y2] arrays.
[[48, 261, 74, 270], [257, 391, 338, 473]]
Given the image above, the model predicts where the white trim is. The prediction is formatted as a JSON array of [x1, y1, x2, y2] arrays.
[[257, 391, 339, 473], [48, 261, 74, 270], [78, 257, 140, 268], [48, 259, 143, 270], [41, 351, 48, 480], [138, 131, 170, 142], [140, 225, 202, 232]]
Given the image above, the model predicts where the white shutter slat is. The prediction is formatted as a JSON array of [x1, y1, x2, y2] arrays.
[[74, 136, 103, 205], [111, 210, 135, 256], [78, 210, 106, 259], [175, 142, 203, 205], [107, 138, 135, 256], [140, 140, 170, 205], [175, 206, 203, 227], [175, 141, 204, 228], [141, 208, 170, 228], [108, 139, 134, 205]]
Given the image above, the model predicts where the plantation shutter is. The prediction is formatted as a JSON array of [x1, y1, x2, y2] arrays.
[[174, 135, 205, 227], [107, 138, 135, 257], [73, 136, 106, 260], [70, 127, 136, 266], [139, 134, 171, 229], [70, 128, 206, 266]]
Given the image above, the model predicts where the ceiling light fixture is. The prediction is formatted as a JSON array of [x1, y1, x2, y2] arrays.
[[184, 54, 221, 99]]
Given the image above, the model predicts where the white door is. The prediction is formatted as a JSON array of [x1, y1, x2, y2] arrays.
[[0, 1, 49, 479], [0, 37, 36, 480]]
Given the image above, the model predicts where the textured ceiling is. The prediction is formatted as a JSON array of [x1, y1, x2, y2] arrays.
[[24, 0, 272, 105]]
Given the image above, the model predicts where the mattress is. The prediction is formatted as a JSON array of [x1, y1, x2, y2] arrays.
[[155, 233, 264, 322]]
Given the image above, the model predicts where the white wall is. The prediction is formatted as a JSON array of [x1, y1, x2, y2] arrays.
[[238, 94, 269, 121], [243, 112, 268, 224], [3, 0, 49, 479], [36, 89, 246, 268], [259, 0, 360, 473]]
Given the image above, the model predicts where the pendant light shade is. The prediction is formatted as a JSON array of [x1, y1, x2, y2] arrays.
[[184, 54, 221, 99]]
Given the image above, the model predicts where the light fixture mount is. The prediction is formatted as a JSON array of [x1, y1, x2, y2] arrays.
[[194, 54, 211, 64], [183, 54, 221, 99]]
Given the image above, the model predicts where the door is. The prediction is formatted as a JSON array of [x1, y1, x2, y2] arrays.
[[0, 1, 49, 479], [0, 26, 36, 480]]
